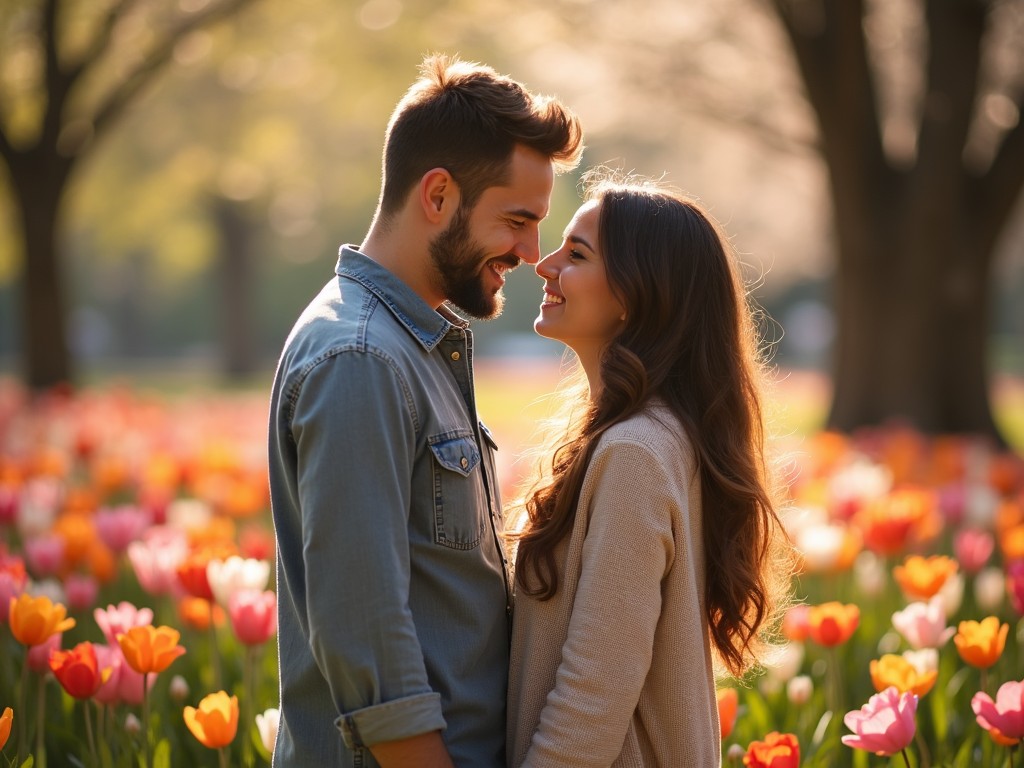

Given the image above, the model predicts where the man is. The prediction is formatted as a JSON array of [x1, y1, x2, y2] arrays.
[[268, 55, 583, 767]]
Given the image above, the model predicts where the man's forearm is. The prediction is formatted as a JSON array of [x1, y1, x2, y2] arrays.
[[369, 730, 456, 768]]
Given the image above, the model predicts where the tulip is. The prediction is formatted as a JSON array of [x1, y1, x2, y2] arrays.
[[17, 478, 61, 539], [742, 731, 800, 768], [781, 605, 810, 642], [26, 633, 61, 674], [727, 743, 746, 763], [0, 567, 27, 623], [787, 676, 813, 706], [207, 556, 270, 608], [23, 534, 65, 578], [64, 573, 99, 612], [117, 625, 186, 675], [891, 596, 955, 649], [177, 552, 216, 601], [954, 528, 995, 574], [1007, 560, 1024, 615], [123, 713, 141, 736], [49, 642, 110, 699], [893, 554, 958, 600], [184, 690, 239, 749], [975, 567, 1006, 611], [842, 686, 918, 757], [95, 505, 150, 553], [853, 550, 886, 597], [807, 601, 859, 647], [178, 596, 225, 631], [954, 617, 1009, 669], [169, 674, 190, 704], [94, 601, 155, 647], [764, 642, 805, 688], [228, 589, 276, 646], [937, 571, 964, 617], [972, 679, 1024, 745], [856, 487, 937, 556], [869, 654, 937, 697], [255, 707, 280, 755], [8, 593, 75, 646], [0, 707, 11, 751], [92, 645, 124, 706], [902, 648, 939, 679], [127, 527, 189, 597], [718, 688, 739, 740]]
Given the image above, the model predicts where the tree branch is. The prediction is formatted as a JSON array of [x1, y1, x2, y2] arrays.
[[88, 0, 261, 146], [41, 0, 67, 151], [67, 0, 141, 83]]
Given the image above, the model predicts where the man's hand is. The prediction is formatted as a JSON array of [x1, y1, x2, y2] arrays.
[[369, 730, 456, 768]]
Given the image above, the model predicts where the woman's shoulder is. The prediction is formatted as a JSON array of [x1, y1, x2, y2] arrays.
[[596, 400, 695, 466]]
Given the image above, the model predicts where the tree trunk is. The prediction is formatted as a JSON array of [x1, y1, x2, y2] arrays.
[[212, 196, 258, 379], [12, 156, 73, 390]]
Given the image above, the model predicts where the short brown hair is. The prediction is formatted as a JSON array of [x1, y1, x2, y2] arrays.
[[377, 54, 583, 218]]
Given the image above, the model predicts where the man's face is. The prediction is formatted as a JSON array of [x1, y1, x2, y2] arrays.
[[428, 145, 554, 319]]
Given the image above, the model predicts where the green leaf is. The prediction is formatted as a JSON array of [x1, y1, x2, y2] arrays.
[[153, 739, 171, 768]]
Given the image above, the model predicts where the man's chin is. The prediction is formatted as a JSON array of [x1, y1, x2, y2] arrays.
[[451, 290, 504, 321]]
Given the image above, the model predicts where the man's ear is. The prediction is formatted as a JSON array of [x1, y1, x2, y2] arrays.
[[419, 168, 461, 225]]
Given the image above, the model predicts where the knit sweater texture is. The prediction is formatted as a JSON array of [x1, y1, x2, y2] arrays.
[[507, 404, 720, 767]]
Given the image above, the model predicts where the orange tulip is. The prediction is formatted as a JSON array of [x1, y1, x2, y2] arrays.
[[856, 487, 938, 556], [184, 691, 238, 749], [869, 654, 937, 697], [177, 596, 225, 631], [743, 731, 800, 768], [0, 707, 11, 751], [8, 593, 75, 646], [954, 617, 1009, 669], [807, 601, 860, 647], [117, 625, 186, 675], [893, 555, 958, 600], [717, 688, 739, 740]]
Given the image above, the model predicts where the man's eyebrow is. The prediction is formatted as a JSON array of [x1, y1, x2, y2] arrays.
[[508, 208, 543, 221], [567, 234, 595, 252]]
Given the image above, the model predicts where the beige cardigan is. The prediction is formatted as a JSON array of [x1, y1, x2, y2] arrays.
[[507, 405, 720, 767]]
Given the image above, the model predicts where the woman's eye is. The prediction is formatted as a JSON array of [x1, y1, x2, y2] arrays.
[[568, 249, 584, 261]]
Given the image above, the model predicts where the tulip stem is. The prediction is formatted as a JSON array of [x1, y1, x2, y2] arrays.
[[218, 746, 228, 768], [141, 674, 151, 768], [84, 701, 98, 767], [15, 656, 27, 765], [244, 646, 255, 768], [900, 748, 911, 768], [209, 602, 223, 690], [35, 672, 45, 768]]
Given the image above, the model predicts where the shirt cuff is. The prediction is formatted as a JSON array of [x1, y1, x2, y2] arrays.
[[337, 692, 447, 749]]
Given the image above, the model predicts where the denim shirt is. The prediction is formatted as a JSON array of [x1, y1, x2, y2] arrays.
[[269, 246, 511, 767]]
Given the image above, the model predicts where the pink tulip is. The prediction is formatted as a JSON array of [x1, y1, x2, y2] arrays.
[[24, 534, 65, 577], [954, 528, 994, 574], [65, 573, 99, 612], [92, 644, 124, 705], [1007, 560, 1024, 616], [228, 589, 277, 646], [891, 596, 955, 649], [0, 571, 27, 623], [95, 505, 151, 554], [27, 633, 62, 674], [0, 485, 17, 524], [972, 679, 1024, 742], [94, 601, 155, 647], [127, 526, 188, 597], [842, 686, 918, 756]]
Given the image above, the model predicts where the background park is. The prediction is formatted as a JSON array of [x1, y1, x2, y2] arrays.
[[0, 0, 1023, 766]]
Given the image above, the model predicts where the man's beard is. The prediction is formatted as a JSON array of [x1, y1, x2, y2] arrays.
[[429, 206, 509, 320]]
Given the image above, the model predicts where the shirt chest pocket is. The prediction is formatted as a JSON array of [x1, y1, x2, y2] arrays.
[[428, 431, 486, 550]]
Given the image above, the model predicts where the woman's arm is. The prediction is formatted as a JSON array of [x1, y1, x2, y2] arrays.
[[520, 439, 679, 768]]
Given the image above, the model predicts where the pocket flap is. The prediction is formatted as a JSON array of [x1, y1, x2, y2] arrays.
[[428, 433, 481, 477]]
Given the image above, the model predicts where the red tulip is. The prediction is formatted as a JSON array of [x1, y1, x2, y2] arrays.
[[49, 642, 110, 700]]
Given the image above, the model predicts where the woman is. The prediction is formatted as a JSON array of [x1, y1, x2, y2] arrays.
[[507, 173, 792, 767]]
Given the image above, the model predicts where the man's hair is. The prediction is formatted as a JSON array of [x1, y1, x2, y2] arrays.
[[377, 54, 583, 219]]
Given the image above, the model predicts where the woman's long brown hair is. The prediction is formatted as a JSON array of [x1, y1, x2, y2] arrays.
[[513, 175, 791, 677]]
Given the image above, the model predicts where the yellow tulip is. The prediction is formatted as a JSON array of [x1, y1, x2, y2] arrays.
[[8, 594, 75, 647], [117, 625, 186, 675], [893, 554, 958, 600], [184, 691, 238, 749], [869, 654, 937, 697]]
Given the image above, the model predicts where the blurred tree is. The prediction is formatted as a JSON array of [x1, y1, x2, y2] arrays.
[[767, 0, 1024, 440], [0, 0, 261, 389]]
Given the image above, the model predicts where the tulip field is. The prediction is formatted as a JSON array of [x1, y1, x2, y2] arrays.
[[0, 362, 1022, 767]]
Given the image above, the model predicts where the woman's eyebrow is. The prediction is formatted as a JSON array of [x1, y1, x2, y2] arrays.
[[567, 234, 595, 252]]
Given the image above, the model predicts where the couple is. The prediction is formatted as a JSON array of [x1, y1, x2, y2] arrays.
[[267, 55, 789, 767]]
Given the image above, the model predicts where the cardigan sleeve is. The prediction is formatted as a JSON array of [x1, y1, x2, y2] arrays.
[[520, 438, 680, 768]]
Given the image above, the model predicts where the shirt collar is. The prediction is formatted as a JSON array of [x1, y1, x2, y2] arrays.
[[335, 245, 468, 351]]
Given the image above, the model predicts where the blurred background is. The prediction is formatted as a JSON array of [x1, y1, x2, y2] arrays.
[[0, 0, 1022, 446]]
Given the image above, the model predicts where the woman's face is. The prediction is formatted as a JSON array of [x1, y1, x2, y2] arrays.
[[534, 199, 626, 367]]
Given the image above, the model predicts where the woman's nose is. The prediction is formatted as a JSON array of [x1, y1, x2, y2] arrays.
[[535, 251, 559, 278]]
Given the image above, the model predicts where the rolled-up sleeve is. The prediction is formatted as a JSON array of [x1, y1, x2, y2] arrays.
[[290, 349, 446, 747]]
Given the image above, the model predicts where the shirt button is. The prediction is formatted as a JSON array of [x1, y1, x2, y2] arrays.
[[460, 456, 469, 469], [450, 351, 461, 361]]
